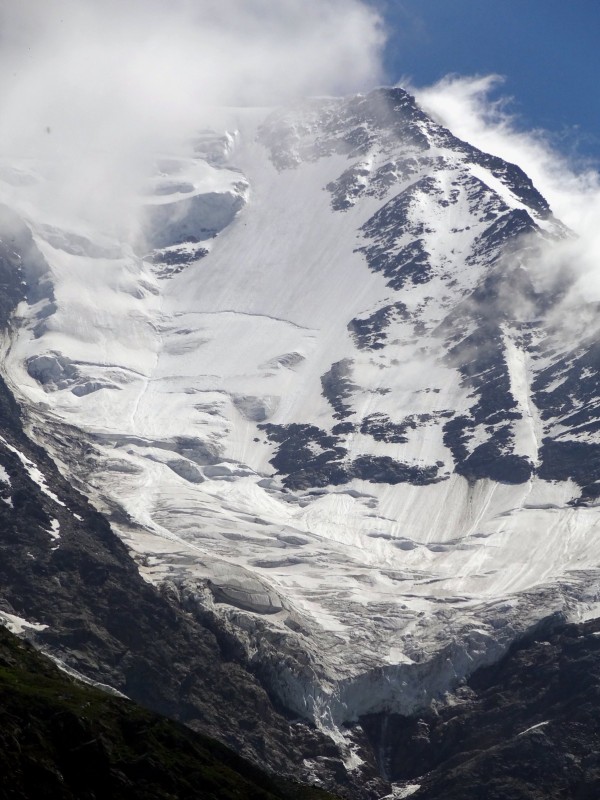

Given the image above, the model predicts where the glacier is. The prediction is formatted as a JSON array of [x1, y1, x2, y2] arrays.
[[1, 87, 600, 736]]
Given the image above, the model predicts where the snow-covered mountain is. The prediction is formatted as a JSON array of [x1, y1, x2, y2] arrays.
[[1, 86, 600, 754]]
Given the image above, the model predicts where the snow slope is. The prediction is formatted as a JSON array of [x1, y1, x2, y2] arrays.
[[2, 88, 600, 732]]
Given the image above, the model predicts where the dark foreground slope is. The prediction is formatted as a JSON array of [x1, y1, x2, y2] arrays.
[[0, 625, 336, 800], [363, 617, 600, 799]]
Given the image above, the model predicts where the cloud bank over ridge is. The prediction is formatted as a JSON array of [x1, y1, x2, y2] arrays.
[[415, 74, 600, 300], [1, 0, 597, 297]]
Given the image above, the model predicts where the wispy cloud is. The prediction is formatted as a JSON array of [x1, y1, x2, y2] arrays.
[[0, 0, 385, 235]]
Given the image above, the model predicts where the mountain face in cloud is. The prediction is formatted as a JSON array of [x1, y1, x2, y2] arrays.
[[2, 5, 600, 798], [0, 0, 385, 237]]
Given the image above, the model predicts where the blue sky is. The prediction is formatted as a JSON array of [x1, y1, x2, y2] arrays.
[[377, 0, 600, 165]]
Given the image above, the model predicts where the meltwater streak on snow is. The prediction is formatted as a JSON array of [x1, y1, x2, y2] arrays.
[[2, 93, 600, 729]]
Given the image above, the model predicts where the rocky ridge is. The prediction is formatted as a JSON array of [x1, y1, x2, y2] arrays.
[[0, 624, 338, 800], [365, 616, 600, 799]]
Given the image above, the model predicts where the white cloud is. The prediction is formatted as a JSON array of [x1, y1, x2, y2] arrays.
[[0, 0, 385, 236], [412, 74, 600, 301]]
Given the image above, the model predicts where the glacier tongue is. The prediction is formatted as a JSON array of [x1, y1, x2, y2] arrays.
[[2, 88, 600, 729]]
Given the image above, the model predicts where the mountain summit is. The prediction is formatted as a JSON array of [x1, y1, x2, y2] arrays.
[[1, 87, 599, 791]]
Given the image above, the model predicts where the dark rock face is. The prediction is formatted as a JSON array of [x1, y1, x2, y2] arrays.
[[348, 302, 411, 350], [449, 142, 552, 220], [327, 155, 449, 212], [259, 423, 350, 489], [538, 439, 600, 501], [146, 243, 209, 279], [358, 177, 438, 291], [360, 412, 444, 444], [468, 208, 538, 264], [361, 617, 600, 799], [352, 455, 440, 485], [437, 263, 545, 485], [532, 329, 600, 499], [259, 423, 441, 488], [320, 359, 357, 419], [0, 626, 337, 800], [0, 204, 49, 315]]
